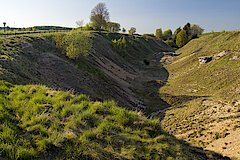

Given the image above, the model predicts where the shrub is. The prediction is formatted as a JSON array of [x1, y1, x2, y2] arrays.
[[128, 27, 136, 35], [64, 30, 92, 59], [54, 30, 92, 59]]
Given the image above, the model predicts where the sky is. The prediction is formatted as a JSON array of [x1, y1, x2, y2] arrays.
[[0, 0, 240, 34]]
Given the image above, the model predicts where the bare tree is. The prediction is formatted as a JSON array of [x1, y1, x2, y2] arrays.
[[76, 20, 84, 28], [90, 2, 110, 29]]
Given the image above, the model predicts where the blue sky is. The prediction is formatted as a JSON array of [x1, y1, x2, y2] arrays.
[[1, 0, 240, 34]]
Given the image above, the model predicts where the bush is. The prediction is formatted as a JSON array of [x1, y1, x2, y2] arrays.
[[64, 30, 92, 59], [112, 37, 127, 54], [54, 30, 92, 59]]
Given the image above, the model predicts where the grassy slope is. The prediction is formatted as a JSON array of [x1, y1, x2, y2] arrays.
[[160, 31, 240, 158], [0, 32, 171, 111], [0, 80, 224, 160]]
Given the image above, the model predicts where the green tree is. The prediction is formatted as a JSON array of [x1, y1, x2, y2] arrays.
[[128, 27, 136, 35], [183, 22, 191, 36], [122, 28, 126, 33], [155, 28, 163, 39], [163, 29, 172, 40], [172, 27, 182, 42], [190, 24, 204, 38], [176, 30, 188, 48], [63, 30, 92, 59], [90, 2, 110, 30], [107, 22, 121, 32]]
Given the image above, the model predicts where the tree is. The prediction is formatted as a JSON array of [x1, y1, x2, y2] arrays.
[[155, 28, 163, 39], [128, 27, 136, 35], [176, 30, 188, 48], [190, 24, 204, 38], [107, 22, 121, 32], [90, 2, 110, 29], [163, 29, 172, 40], [76, 20, 84, 28], [122, 28, 126, 33], [172, 27, 182, 42], [183, 22, 191, 37]]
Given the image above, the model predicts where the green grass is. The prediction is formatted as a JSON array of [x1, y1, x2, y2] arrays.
[[0, 80, 215, 160], [160, 31, 240, 101]]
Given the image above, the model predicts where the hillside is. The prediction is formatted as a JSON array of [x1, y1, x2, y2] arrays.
[[159, 31, 240, 159], [0, 31, 230, 159]]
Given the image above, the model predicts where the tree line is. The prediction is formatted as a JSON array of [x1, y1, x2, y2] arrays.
[[76, 2, 204, 48], [155, 23, 204, 47]]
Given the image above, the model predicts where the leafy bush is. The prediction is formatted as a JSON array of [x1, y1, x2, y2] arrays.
[[112, 37, 127, 54], [54, 30, 92, 59]]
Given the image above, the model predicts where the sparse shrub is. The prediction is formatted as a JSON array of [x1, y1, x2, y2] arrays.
[[128, 27, 136, 35], [112, 37, 127, 54]]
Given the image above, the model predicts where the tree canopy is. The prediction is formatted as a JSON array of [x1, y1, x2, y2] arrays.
[[107, 22, 121, 32], [155, 28, 163, 39], [90, 2, 110, 29], [163, 29, 172, 40], [176, 30, 188, 48]]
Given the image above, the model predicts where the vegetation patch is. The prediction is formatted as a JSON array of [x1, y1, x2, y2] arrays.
[[0, 81, 218, 159]]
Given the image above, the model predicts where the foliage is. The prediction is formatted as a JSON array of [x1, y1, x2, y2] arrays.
[[90, 2, 110, 29], [163, 29, 172, 41], [183, 22, 191, 36], [176, 30, 188, 47], [107, 22, 121, 32], [172, 27, 182, 42], [122, 28, 126, 33], [54, 30, 92, 59], [155, 28, 163, 39], [112, 37, 127, 53], [190, 24, 204, 38], [85, 23, 94, 30], [0, 81, 196, 159], [128, 27, 136, 35], [143, 34, 155, 38]]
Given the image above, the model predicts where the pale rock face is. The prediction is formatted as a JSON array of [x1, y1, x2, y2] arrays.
[[198, 56, 212, 64]]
